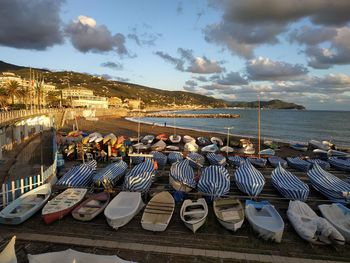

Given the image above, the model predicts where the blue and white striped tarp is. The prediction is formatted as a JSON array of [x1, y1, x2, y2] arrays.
[[206, 153, 226, 166], [131, 156, 144, 165], [306, 158, 330, 170], [168, 152, 183, 164], [93, 160, 128, 186], [247, 157, 267, 168], [85, 159, 97, 170], [187, 152, 205, 168], [151, 151, 168, 167], [328, 157, 350, 172], [197, 165, 230, 201], [286, 157, 312, 172], [227, 156, 245, 167], [271, 163, 309, 201], [56, 163, 95, 187], [123, 159, 155, 192], [170, 159, 196, 189], [268, 156, 287, 168], [234, 161, 265, 197], [307, 163, 350, 204]]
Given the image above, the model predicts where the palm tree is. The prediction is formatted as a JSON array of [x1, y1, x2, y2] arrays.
[[5, 80, 25, 105], [0, 86, 9, 108]]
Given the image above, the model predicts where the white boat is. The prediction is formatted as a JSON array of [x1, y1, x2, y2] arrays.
[[201, 144, 219, 153], [103, 133, 117, 145], [104, 192, 144, 230], [166, 145, 180, 151], [28, 248, 133, 263], [89, 132, 103, 143], [151, 140, 166, 151], [180, 198, 208, 233], [309, 140, 331, 150], [141, 191, 174, 232], [0, 236, 16, 263], [133, 142, 150, 151], [245, 200, 284, 243], [169, 134, 181, 144], [213, 198, 244, 232], [0, 184, 51, 225], [328, 149, 350, 158], [211, 137, 223, 146], [220, 146, 234, 153], [184, 141, 199, 152], [183, 135, 195, 144], [289, 142, 308, 152], [287, 200, 345, 245], [243, 144, 255, 155], [258, 148, 275, 156], [141, 135, 155, 144], [318, 203, 350, 243]]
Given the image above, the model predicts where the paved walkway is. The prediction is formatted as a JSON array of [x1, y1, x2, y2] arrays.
[[1, 232, 345, 263]]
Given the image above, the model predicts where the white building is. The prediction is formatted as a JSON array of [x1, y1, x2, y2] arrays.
[[62, 87, 108, 109]]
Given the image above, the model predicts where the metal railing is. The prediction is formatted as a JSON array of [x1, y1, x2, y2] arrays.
[[0, 108, 61, 124]]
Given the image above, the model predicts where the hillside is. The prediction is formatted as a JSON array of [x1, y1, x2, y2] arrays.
[[228, 99, 305, 110]]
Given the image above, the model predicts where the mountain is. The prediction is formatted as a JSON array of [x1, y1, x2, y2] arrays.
[[228, 99, 305, 110]]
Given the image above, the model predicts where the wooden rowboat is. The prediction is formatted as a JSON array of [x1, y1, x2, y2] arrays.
[[72, 192, 110, 221], [180, 198, 208, 233], [0, 236, 16, 263], [213, 198, 244, 232]]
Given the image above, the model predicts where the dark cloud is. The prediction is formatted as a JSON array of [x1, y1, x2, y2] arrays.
[[216, 72, 248, 85], [246, 57, 308, 80], [185, 80, 198, 87], [192, 76, 208, 82], [154, 51, 184, 71], [101, 61, 123, 70], [115, 76, 130, 82], [65, 16, 131, 57], [100, 74, 114, 80], [0, 0, 64, 50], [289, 26, 337, 45], [183, 86, 197, 92], [127, 26, 161, 46]]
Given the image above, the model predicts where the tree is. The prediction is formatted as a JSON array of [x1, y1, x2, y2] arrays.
[[0, 86, 9, 108], [5, 80, 25, 105]]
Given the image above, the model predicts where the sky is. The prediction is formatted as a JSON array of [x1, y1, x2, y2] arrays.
[[1, 0, 350, 110]]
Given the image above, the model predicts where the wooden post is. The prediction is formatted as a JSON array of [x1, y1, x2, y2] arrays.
[[20, 178, 24, 194], [29, 176, 33, 190], [2, 184, 6, 207], [11, 181, 15, 202]]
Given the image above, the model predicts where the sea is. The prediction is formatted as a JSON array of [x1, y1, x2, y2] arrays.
[[132, 109, 350, 147]]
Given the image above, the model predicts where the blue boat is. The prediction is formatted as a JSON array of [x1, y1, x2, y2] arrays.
[[56, 161, 96, 187], [247, 157, 267, 168], [197, 165, 230, 201], [306, 158, 330, 170], [169, 159, 196, 192], [151, 151, 168, 167], [271, 163, 309, 201], [268, 156, 287, 168], [168, 152, 183, 164], [307, 163, 350, 204], [93, 160, 128, 187], [123, 159, 156, 192], [227, 156, 245, 167], [286, 157, 312, 172], [289, 143, 308, 152], [328, 157, 350, 172], [130, 156, 144, 165], [234, 161, 265, 197], [187, 152, 205, 168], [206, 153, 226, 166]]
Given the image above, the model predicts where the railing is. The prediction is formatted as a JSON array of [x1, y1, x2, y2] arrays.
[[0, 108, 61, 124]]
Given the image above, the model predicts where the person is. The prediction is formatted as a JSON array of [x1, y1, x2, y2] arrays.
[[164, 122, 167, 127]]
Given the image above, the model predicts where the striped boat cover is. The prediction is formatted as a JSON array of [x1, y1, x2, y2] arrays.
[[84, 159, 97, 170], [271, 164, 309, 201], [247, 157, 267, 168], [234, 161, 265, 197], [93, 160, 128, 186], [168, 152, 183, 164], [227, 156, 245, 167], [56, 163, 95, 187], [151, 151, 168, 167], [328, 157, 350, 172], [123, 159, 155, 192], [268, 156, 287, 168], [188, 152, 205, 168], [306, 159, 330, 170], [206, 153, 226, 166], [170, 159, 196, 188], [197, 165, 230, 200], [286, 157, 311, 172], [307, 163, 350, 203], [131, 156, 144, 165]]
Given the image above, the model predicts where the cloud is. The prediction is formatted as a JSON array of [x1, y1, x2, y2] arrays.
[[177, 1, 183, 14], [115, 76, 130, 82], [246, 57, 308, 80], [185, 80, 198, 87], [155, 48, 224, 74], [0, 0, 64, 50], [216, 71, 248, 85], [101, 61, 123, 70], [127, 26, 161, 46], [65, 15, 131, 56], [192, 76, 208, 82], [289, 26, 337, 45]]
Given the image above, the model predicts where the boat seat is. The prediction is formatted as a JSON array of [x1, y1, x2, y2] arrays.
[[183, 210, 205, 216]]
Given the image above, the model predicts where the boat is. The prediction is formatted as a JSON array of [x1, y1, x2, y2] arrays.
[[169, 159, 196, 192], [313, 149, 328, 159], [141, 135, 155, 144], [289, 143, 308, 152], [271, 163, 309, 201], [307, 163, 350, 203], [89, 132, 103, 143], [56, 160, 97, 187], [132, 142, 150, 151], [180, 198, 208, 233], [183, 135, 195, 144], [308, 140, 331, 150], [305, 158, 330, 170], [264, 140, 279, 149], [103, 133, 117, 145], [240, 139, 251, 148], [196, 136, 210, 146], [268, 156, 287, 168], [211, 137, 223, 146], [130, 155, 145, 165], [151, 140, 166, 151], [234, 161, 265, 198], [328, 157, 350, 172], [328, 149, 350, 158], [245, 200, 284, 243], [93, 160, 128, 187], [169, 134, 181, 144], [220, 146, 234, 154], [184, 141, 199, 152], [27, 248, 133, 263], [141, 191, 175, 231], [201, 144, 219, 153], [258, 148, 275, 156], [286, 157, 311, 172], [42, 188, 87, 224], [156, 133, 168, 141], [130, 135, 142, 143], [151, 151, 168, 167], [168, 151, 183, 164], [0, 183, 51, 225], [187, 152, 205, 168], [247, 157, 267, 168], [206, 153, 226, 166], [72, 191, 110, 221], [0, 236, 16, 263], [104, 192, 145, 230], [287, 200, 345, 245], [213, 198, 244, 232], [197, 165, 230, 201], [227, 156, 245, 167], [123, 159, 156, 192], [318, 203, 350, 243], [166, 145, 180, 151], [243, 144, 255, 155]]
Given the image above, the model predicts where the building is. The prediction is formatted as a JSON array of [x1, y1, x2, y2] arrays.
[[108, 96, 123, 108], [62, 87, 108, 109], [126, 99, 141, 109]]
